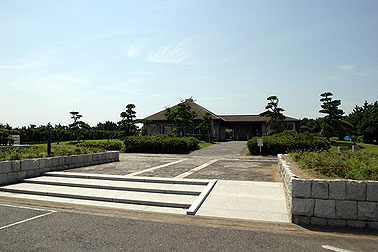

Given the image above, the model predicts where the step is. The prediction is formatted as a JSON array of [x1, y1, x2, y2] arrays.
[[45, 171, 210, 185], [24, 176, 204, 196], [0, 183, 196, 209]]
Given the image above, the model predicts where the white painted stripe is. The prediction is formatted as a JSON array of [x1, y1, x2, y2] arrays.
[[174, 159, 218, 179], [186, 179, 217, 215], [322, 245, 355, 252], [126, 158, 188, 176], [0, 204, 56, 230]]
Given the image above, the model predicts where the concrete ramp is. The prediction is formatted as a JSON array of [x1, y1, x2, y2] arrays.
[[196, 180, 290, 223]]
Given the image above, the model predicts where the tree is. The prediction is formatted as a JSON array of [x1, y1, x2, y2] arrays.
[[69, 111, 83, 143], [347, 101, 378, 143], [165, 100, 197, 136], [118, 104, 137, 138], [319, 92, 345, 139], [197, 112, 212, 142], [263, 96, 286, 135]]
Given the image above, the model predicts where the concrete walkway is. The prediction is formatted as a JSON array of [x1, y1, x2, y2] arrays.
[[197, 180, 289, 223]]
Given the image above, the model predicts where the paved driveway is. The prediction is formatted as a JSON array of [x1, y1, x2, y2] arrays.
[[66, 141, 278, 182]]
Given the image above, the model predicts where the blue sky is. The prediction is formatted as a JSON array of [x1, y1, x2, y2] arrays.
[[1, 0, 377, 127]]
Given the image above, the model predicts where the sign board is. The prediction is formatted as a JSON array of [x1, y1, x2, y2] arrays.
[[257, 139, 263, 147]]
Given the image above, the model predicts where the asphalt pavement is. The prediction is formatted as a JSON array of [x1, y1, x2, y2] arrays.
[[1, 202, 378, 252]]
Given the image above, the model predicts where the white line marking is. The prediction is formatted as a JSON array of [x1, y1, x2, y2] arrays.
[[0, 204, 56, 230], [322, 245, 355, 252], [187, 179, 217, 215], [174, 159, 218, 179], [0, 203, 53, 212], [126, 158, 188, 176]]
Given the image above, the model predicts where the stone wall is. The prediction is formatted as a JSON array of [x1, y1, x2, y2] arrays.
[[278, 154, 378, 229], [0, 151, 119, 186]]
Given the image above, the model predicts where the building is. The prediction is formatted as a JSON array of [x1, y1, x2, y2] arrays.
[[144, 99, 300, 141]]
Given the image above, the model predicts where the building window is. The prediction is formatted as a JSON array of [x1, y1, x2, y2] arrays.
[[286, 123, 294, 130], [151, 124, 161, 134], [162, 124, 174, 134]]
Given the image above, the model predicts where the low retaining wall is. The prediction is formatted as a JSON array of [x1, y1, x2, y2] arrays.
[[0, 151, 119, 186], [278, 154, 378, 229]]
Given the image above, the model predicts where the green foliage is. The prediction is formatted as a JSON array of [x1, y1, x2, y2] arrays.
[[77, 140, 124, 150], [123, 135, 199, 154], [291, 151, 378, 181], [347, 101, 378, 144], [0, 145, 105, 161], [196, 112, 212, 142], [319, 92, 345, 139], [0, 128, 11, 145], [165, 100, 197, 136], [225, 129, 233, 139], [262, 96, 286, 135], [70, 111, 83, 143], [247, 131, 330, 155], [119, 104, 137, 138]]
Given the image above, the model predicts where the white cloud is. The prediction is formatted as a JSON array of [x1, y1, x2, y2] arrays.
[[0, 58, 48, 70], [146, 39, 201, 65], [338, 65, 356, 71], [101, 31, 130, 39], [126, 71, 155, 76], [7, 73, 89, 98], [355, 72, 368, 77], [123, 43, 145, 58], [188, 76, 213, 81], [326, 75, 340, 80]]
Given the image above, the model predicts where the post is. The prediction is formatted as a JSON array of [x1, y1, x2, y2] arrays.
[[47, 130, 52, 157], [257, 139, 263, 156]]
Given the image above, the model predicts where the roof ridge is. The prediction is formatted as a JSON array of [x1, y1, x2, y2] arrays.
[[191, 101, 222, 120]]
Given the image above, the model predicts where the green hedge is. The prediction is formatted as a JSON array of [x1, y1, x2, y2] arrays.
[[0, 146, 105, 161], [77, 141, 123, 151], [123, 135, 199, 154], [247, 131, 330, 155]]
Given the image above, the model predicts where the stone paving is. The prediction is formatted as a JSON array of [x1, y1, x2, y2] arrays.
[[186, 159, 276, 182], [64, 141, 278, 182], [66, 155, 180, 175]]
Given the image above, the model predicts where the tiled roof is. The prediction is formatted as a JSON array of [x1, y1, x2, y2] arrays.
[[144, 99, 222, 121], [144, 99, 300, 122], [219, 115, 300, 122]]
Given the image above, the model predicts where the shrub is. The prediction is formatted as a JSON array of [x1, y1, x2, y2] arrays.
[[247, 131, 330, 155], [0, 145, 105, 161], [123, 135, 199, 154], [291, 151, 378, 180], [77, 141, 123, 150]]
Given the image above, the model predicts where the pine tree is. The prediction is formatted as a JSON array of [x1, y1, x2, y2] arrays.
[[264, 96, 286, 135]]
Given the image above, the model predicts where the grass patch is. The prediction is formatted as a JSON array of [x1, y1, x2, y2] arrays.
[[34, 139, 122, 147], [290, 151, 378, 181], [0, 145, 105, 161], [198, 141, 214, 149], [330, 140, 378, 154]]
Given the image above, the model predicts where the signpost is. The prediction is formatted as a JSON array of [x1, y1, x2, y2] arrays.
[[257, 139, 263, 155]]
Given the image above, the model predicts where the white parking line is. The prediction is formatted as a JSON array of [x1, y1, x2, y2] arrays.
[[174, 159, 218, 179], [322, 245, 355, 252], [0, 203, 57, 230], [126, 158, 188, 176]]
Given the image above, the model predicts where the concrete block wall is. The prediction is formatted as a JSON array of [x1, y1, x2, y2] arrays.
[[278, 154, 378, 229], [0, 151, 119, 186]]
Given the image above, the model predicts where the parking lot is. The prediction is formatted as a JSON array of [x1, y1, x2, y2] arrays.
[[1, 141, 377, 251]]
